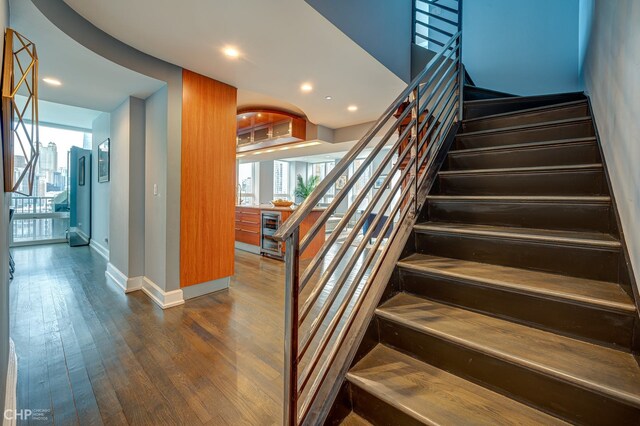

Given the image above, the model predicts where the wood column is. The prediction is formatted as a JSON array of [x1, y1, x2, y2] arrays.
[[180, 69, 237, 287]]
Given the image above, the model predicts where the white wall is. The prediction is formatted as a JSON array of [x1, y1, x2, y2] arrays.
[[109, 100, 130, 275], [91, 112, 110, 254], [259, 161, 275, 204], [463, 0, 582, 95], [144, 86, 168, 289], [584, 0, 640, 288], [0, 0, 11, 412], [109, 97, 145, 278]]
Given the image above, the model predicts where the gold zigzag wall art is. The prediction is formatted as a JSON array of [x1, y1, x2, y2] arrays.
[[1, 28, 39, 195]]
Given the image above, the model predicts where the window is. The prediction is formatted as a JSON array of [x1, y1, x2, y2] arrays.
[[274, 160, 290, 198], [10, 124, 90, 246], [237, 162, 257, 205], [349, 158, 373, 209], [308, 161, 335, 204]]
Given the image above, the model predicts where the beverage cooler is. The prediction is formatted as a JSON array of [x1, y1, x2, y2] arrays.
[[260, 211, 283, 258]]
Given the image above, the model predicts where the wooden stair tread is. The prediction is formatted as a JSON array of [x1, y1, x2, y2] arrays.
[[414, 222, 621, 248], [463, 93, 586, 107], [426, 195, 611, 203], [457, 116, 592, 137], [376, 294, 640, 407], [348, 344, 569, 425], [462, 100, 589, 124], [449, 137, 597, 155], [397, 254, 635, 313], [340, 412, 373, 426], [439, 163, 603, 176]]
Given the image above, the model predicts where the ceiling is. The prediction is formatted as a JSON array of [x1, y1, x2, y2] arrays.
[[23, 96, 102, 130], [10, 0, 165, 112], [61, 0, 406, 129]]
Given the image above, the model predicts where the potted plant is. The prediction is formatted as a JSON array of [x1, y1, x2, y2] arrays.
[[294, 174, 320, 204]]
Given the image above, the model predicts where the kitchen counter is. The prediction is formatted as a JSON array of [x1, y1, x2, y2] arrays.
[[236, 204, 325, 212]]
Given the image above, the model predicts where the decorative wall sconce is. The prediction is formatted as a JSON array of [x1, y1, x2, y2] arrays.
[[2, 28, 39, 195]]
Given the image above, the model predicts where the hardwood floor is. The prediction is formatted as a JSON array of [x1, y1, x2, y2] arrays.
[[10, 244, 287, 425]]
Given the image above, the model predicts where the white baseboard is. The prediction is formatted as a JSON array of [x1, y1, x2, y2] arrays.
[[89, 240, 109, 261], [105, 263, 143, 293], [142, 277, 184, 309], [3, 339, 17, 426]]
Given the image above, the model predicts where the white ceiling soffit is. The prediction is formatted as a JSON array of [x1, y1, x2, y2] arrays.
[[16, 95, 102, 130], [62, 0, 406, 129], [238, 135, 397, 164], [10, 0, 165, 112], [238, 140, 356, 164]]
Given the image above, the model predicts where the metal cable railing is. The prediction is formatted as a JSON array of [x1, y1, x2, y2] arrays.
[[274, 1, 463, 423]]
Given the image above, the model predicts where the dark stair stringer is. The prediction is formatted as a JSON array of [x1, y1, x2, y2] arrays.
[[325, 93, 640, 426]]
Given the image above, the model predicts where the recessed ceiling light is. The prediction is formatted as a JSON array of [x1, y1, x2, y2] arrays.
[[242, 115, 247, 119], [257, 113, 262, 117], [301, 83, 313, 93], [42, 77, 62, 86], [325, 96, 333, 100], [347, 105, 358, 112], [223, 46, 240, 58]]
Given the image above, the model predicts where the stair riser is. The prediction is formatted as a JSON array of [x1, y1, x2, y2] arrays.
[[325, 383, 354, 426], [456, 120, 595, 150], [348, 382, 423, 426], [377, 318, 640, 426], [426, 200, 613, 233], [463, 86, 515, 102], [464, 93, 587, 119], [447, 142, 600, 170], [437, 169, 608, 196], [414, 231, 620, 282], [462, 104, 590, 132], [398, 268, 635, 349]]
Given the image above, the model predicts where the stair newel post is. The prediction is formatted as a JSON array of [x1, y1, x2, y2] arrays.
[[284, 227, 301, 426], [457, 0, 464, 121], [410, 87, 420, 215]]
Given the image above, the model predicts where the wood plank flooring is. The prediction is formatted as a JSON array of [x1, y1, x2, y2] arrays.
[[10, 244, 287, 425]]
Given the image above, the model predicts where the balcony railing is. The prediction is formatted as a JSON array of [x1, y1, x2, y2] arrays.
[[11, 196, 55, 214], [10, 196, 69, 245]]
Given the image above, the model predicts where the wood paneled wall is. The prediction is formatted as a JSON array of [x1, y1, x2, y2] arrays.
[[180, 69, 237, 287]]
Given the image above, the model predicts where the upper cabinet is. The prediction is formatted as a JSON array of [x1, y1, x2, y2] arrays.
[[236, 109, 307, 153]]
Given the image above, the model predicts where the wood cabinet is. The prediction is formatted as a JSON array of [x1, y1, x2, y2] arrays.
[[236, 109, 307, 154], [235, 207, 260, 246], [180, 69, 237, 287]]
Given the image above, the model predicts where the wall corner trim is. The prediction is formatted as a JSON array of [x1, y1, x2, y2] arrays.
[[142, 277, 185, 309], [89, 240, 109, 261], [3, 338, 17, 426], [105, 263, 143, 293]]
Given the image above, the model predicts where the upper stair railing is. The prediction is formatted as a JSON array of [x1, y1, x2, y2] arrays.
[[274, 1, 463, 423]]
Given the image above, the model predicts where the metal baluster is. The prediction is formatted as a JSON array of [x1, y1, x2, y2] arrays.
[[457, 0, 464, 121], [284, 227, 300, 425], [410, 87, 420, 215]]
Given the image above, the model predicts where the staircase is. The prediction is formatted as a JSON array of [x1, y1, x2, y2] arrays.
[[327, 96, 640, 425]]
